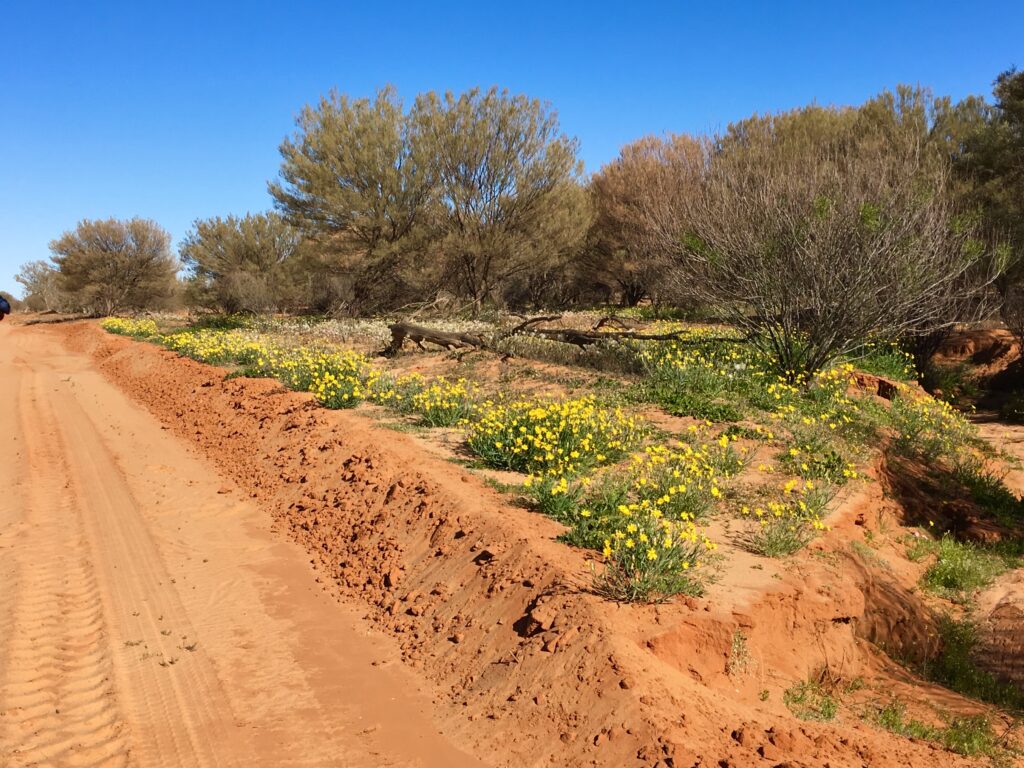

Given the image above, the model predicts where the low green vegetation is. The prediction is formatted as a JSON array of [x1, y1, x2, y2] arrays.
[[922, 616, 1024, 711], [872, 699, 1011, 761], [999, 391, 1024, 424], [922, 536, 1012, 602], [890, 390, 979, 463], [953, 461, 1024, 524], [921, 362, 981, 405], [850, 342, 917, 382], [783, 677, 839, 722]]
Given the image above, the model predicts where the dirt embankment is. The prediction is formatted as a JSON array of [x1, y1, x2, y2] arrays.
[[55, 321, 1013, 767]]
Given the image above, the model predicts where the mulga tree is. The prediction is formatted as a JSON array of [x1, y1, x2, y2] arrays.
[[180, 212, 303, 313], [269, 85, 434, 312], [411, 87, 591, 312], [585, 133, 704, 307], [49, 218, 178, 315], [15, 260, 66, 312], [956, 68, 1024, 346]]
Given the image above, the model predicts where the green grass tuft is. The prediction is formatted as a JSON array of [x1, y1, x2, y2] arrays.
[[922, 536, 1008, 602], [783, 678, 838, 721], [922, 616, 1024, 711]]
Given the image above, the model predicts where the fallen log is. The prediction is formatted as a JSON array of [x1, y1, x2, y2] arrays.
[[379, 316, 748, 357], [380, 322, 488, 357], [517, 326, 743, 349]]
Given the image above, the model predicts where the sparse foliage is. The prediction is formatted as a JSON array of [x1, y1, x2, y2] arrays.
[[15, 260, 66, 312], [649, 96, 1000, 379]]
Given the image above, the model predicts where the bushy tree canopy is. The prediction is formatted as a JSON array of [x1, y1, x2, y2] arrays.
[[28, 70, 1021, 335], [586, 134, 703, 306], [269, 85, 590, 312], [180, 212, 302, 313], [412, 87, 591, 309], [49, 218, 178, 315], [270, 86, 431, 257], [958, 69, 1024, 257]]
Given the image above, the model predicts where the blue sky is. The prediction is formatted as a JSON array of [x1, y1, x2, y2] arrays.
[[2, 0, 1021, 297]]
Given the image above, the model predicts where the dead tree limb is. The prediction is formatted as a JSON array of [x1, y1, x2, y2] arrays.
[[379, 322, 488, 357], [379, 315, 749, 357], [516, 326, 744, 349], [591, 316, 632, 331], [499, 314, 563, 340]]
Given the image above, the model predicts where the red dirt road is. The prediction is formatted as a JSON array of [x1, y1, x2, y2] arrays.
[[0, 323, 481, 767]]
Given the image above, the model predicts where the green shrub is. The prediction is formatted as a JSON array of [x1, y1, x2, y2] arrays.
[[953, 460, 1024, 523], [890, 391, 976, 462], [781, 434, 851, 485], [923, 616, 1024, 710], [740, 483, 833, 558], [594, 514, 711, 603], [527, 475, 584, 522], [850, 341, 917, 382], [921, 362, 979, 405], [783, 678, 838, 721], [941, 716, 1001, 758], [922, 536, 1007, 601], [648, 385, 744, 422], [872, 700, 1006, 760], [744, 516, 815, 557]]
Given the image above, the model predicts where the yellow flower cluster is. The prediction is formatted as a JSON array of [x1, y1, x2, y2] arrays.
[[890, 385, 976, 461], [142, 327, 380, 410], [597, 500, 718, 601], [467, 395, 643, 475], [626, 432, 745, 518], [366, 373, 479, 426], [639, 326, 757, 383], [767, 364, 861, 425], [524, 426, 727, 599], [406, 377, 479, 427], [739, 478, 832, 556], [161, 328, 266, 365], [100, 317, 159, 337], [369, 372, 427, 413], [815, 362, 857, 388], [251, 345, 380, 409], [603, 515, 715, 565]]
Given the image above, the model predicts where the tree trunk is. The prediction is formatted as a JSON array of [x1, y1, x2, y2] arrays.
[[380, 322, 487, 357]]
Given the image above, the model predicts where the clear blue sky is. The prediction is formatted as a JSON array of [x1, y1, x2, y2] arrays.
[[2, 0, 1021, 297]]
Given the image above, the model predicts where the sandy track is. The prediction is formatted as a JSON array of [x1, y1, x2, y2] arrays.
[[0, 325, 481, 767]]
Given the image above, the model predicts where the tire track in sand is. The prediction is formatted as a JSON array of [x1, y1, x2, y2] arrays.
[[1, 322, 484, 767], [0, 362, 131, 767], [0, 350, 254, 767]]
